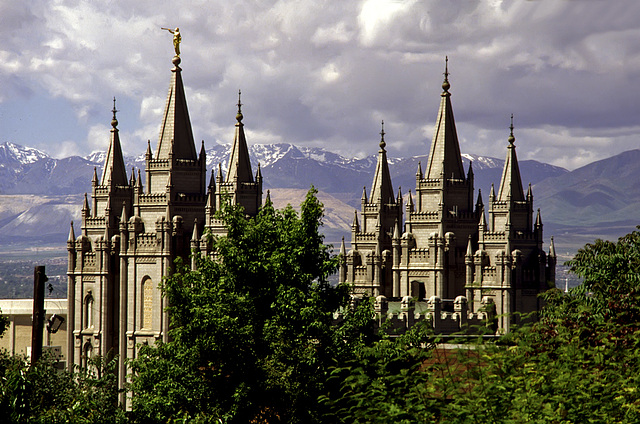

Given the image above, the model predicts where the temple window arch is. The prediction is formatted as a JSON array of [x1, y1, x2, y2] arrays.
[[141, 276, 153, 329], [84, 291, 94, 329]]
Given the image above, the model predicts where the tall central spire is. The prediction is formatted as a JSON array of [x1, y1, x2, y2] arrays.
[[156, 54, 197, 160], [425, 57, 465, 180], [100, 97, 128, 186], [226, 90, 254, 183], [369, 120, 394, 203]]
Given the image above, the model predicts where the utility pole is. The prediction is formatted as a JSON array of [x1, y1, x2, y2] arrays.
[[31, 266, 47, 364]]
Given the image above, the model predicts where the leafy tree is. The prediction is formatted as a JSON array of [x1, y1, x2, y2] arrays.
[[0, 352, 124, 423], [129, 188, 373, 423]]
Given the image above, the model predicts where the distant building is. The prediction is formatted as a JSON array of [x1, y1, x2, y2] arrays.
[[339, 61, 556, 333], [0, 299, 67, 361]]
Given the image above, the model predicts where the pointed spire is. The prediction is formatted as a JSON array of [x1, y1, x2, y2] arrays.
[[425, 57, 465, 181], [407, 189, 414, 213], [498, 114, 525, 202], [130, 167, 136, 186], [91, 167, 98, 186], [137, 169, 143, 190], [82, 193, 90, 213], [352, 210, 360, 231], [397, 186, 402, 203], [146, 140, 152, 160], [340, 236, 346, 255], [226, 90, 254, 183], [68, 221, 75, 243], [265, 189, 272, 205], [370, 121, 394, 204], [208, 169, 216, 191], [199, 140, 206, 161], [467, 160, 474, 179], [191, 218, 199, 242], [361, 186, 368, 203], [479, 206, 487, 229], [416, 161, 423, 179], [101, 97, 128, 186], [476, 189, 484, 209], [549, 236, 556, 257], [256, 162, 262, 181], [527, 183, 533, 200], [466, 235, 473, 256], [393, 218, 401, 240], [121, 201, 128, 224], [490, 183, 496, 201], [156, 53, 197, 160], [535, 208, 543, 227]]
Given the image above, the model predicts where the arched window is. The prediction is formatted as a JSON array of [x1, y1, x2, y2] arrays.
[[82, 341, 93, 368], [141, 277, 153, 329], [84, 291, 94, 329]]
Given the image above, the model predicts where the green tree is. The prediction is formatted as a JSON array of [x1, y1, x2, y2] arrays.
[[129, 188, 373, 423]]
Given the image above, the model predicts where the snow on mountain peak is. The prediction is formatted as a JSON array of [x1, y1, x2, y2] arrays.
[[0, 142, 49, 165]]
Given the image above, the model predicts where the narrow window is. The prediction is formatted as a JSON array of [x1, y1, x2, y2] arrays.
[[84, 292, 94, 329], [142, 277, 153, 329]]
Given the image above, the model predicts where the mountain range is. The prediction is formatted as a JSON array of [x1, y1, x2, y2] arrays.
[[0, 141, 635, 263]]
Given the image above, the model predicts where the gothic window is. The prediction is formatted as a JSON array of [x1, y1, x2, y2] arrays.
[[141, 277, 153, 329], [84, 291, 94, 329], [82, 341, 92, 368]]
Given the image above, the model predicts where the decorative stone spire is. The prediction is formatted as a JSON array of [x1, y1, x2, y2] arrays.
[[476, 189, 484, 211], [497, 114, 525, 202], [425, 57, 465, 181], [340, 236, 346, 256], [361, 186, 368, 203], [68, 221, 75, 243], [352, 210, 360, 232], [416, 161, 423, 179], [226, 90, 254, 183], [406, 189, 414, 213], [191, 218, 199, 242], [156, 52, 197, 161], [549, 236, 556, 257], [101, 97, 128, 186], [265, 189, 272, 205], [369, 121, 394, 204]]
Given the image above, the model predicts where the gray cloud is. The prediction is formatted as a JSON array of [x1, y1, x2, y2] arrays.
[[0, 0, 638, 170]]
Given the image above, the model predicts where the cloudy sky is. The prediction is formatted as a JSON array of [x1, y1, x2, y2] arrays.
[[0, 0, 637, 170]]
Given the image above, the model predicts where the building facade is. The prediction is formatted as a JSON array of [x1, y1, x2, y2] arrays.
[[339, 63, 556, 332], [66, 54, 262, 389], [67, 49, 556, 398]]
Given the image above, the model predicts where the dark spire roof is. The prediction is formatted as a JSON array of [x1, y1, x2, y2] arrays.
[[226, 90, 254, 183], [425, 57, 465, 181], [156, 55, 197, 160], [497, 114, 525, 202], [369, 121, 395, 204], [101, 97, 128, 186]]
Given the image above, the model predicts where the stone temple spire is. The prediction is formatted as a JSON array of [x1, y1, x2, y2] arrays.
[[497, 114, 525, 202], [100, 97, 128, 186], [226, 90, 254, 183], [424, 56, 465, 181], [155, 52, 197, 161], [369, 120, 395, 204]]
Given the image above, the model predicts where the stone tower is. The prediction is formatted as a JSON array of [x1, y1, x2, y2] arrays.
[[66, 53, 262, 391], [465, 117, 556, 331], [339, 59, 555, 333], [341, 123, 402, 297], [392, 59, 479, 301]]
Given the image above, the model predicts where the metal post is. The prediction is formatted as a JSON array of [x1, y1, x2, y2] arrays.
[[30, 266, 47, 364]]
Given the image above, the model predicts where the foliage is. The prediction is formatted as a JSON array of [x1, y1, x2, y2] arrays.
[[0, 352, 124, 423], [129, 188, 374, 423], [322, 229, 640, 423]]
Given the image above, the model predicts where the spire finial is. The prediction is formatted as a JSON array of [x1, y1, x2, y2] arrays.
[[379, 120, 386, 150], [236, 89, 243, 122], [508, 113, 515, 145], [111, 97, 119, 128], [442, 56, 450, 92]]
